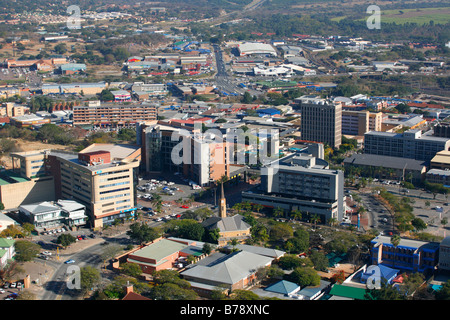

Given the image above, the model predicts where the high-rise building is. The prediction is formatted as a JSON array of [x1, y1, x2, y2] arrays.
[[300, 101, 342, 148], [139, 122, 230, 186]]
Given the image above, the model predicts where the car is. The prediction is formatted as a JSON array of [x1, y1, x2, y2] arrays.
[[42, 251, 52, 256], [39, 254, 49, 260], [3, 283, 9, 289], [6, 293, 18, 299], [181, 205, 189, 209], [77, 236, 83, 240], [64, 259, 75, 264], [10, 282, 16, 288], [0, 289, 4, 294], [176, 214, 181, 219], [89, 234, 96, 238]]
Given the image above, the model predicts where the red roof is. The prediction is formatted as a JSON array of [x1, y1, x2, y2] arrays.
[[122, 292, 151, 300]]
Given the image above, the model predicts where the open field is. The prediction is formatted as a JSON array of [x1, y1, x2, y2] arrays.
[[333, 6, 450, 25], [381, 7, 450, 24]]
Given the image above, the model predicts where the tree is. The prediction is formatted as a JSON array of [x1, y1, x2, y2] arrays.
[[435, 280, 450, 300], [309, 250, 329, 272], [241, 91, 253, 104], [99, 89, 114, 102], [411, 218, 427, 232], [269, 223, 293, 241], [365, 280, 404, 300], [278, 254, 305, 270], [57, 234, 76, 248], [120, 262, 143, 278], [202, 243, 213, 255], [127, 222, 160, 244], [290, 209, 302, 221], [80, 266, 101, 294], [229, 289, 260, 300], [14, 240, 40, 262], [0, 225, 24, 238], [272, 207, 284, 218], [176, 220, 205, 241], [285, 267, 321, 287]]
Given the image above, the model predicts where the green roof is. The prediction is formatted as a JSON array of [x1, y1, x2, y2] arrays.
[[0, 238, 15, 248], [329, 284, 369, 300], [0, 170, 30, 185], [129, 239, 188, 262], [0, 249, 7, 258]]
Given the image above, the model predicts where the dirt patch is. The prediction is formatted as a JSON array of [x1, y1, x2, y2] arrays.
[[1, 139, 73, 169]]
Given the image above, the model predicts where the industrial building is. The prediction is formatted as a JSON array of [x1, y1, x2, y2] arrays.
[[237, 42, 278, 57]]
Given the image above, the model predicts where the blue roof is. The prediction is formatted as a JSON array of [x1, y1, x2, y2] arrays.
[[361, 265, 399, 284], [264, 280, 299, 295], [256, 108, 281, 115]]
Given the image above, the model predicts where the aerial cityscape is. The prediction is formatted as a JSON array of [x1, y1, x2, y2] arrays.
[[0, 0, 449, 308]]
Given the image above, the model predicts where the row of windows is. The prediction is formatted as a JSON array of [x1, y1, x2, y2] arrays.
[[100, 192, 130, 201], [99, 181, 130, 189], [99, 187, 130, 195]]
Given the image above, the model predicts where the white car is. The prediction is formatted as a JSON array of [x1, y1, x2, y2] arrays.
[[10, 283, 16, 288], [42, 251, 52, 256]]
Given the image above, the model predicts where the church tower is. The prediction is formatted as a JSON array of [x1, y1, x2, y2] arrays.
[[219, 182, 227, 218]]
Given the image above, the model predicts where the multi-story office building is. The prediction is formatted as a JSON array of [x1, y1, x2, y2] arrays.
[[300, 101, 342, 148], [364, 129, 450, 162], [139, 122, 230, 186], [342, 110, 382, 136], [47, 144, 141, 229], [72, 101, 157, 126], [242, 153, 345, 224], [370, 235, 440, 272], [12, 144, 141, 229]]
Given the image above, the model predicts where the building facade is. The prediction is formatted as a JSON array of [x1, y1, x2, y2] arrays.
[[243, 153, 345, 224], [300, 101, 342, 148], [364, 129, 450, 162], [72, 101, 157, 126], [370, 235, 440, 273]]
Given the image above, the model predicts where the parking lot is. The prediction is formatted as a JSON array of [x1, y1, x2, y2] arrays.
[[136, 172, 210, 221]]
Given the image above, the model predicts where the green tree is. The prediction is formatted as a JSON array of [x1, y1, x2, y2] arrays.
[[14, 240, 40, 261], [80, 266, 101, 293], [309, 250, 329, 272], [56, 233, 76, 249], [435, 280, 450, 300], [286, 267, 321, 287], [127, 222, 160, 244], [120, 262, 143, 278]]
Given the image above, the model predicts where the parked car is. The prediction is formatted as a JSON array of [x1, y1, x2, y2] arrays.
[[42, 251, 52, 256], [10, 282, 16, 288], [64, 259, 75, 264], [181, 205, 189, 209]]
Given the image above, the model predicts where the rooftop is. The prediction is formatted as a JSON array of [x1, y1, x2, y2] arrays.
[[129, 239, 188, 262]]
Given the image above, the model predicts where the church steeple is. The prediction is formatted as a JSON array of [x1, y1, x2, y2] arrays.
[[219, 181, 227, 218]]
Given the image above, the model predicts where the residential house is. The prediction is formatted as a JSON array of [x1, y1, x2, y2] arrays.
[[0, 238, 15, 269]]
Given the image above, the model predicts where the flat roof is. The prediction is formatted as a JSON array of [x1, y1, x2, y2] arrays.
[[129, 239, 188, 262], [0, 170, 30, 185]]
